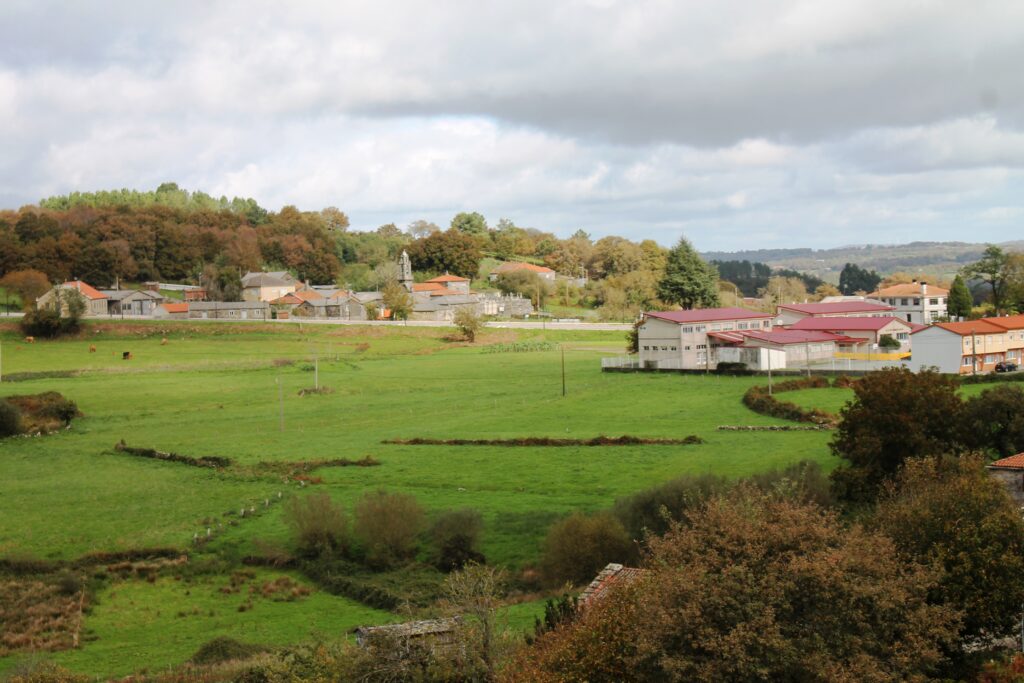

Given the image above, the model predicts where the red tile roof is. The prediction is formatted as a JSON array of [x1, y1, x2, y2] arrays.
[[918, 320, 1007, 336], [270, 293, 303, 305], [989, 453, 1024, 470], [292, 289, 323, 302], [578, 563, 648, 610], [778, 301, 894, 315], [62, 281, 107, 300], [789, 316, 911, 332], [494, 261, 555, 275], [425, 273, 470, 283], [983, 314, 1024, 331], [645, 307, 772, 324], [412, 282, 446, 293], [160, 302, 189, 313]]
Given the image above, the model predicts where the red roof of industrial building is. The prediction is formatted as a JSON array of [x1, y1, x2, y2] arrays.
[[645, 307, 772, 324], [777, 301, 894, 315], [915, 320, 1006, 336], [983, 314, 1024, 331], [988, 453, 1024, 470], [160, 302, 189, 313], [789, 316, 911, 332], [62, 281, 107, 300], [710, 329, 860, 346]]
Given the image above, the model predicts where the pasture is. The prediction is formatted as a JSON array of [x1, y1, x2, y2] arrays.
[[0, 320, 838, 677]]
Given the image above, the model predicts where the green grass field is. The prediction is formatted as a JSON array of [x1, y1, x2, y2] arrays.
[[0, 320, 839, 676]]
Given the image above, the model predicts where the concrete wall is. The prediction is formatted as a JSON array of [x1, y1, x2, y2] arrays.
[[910, 327, 963, 373]]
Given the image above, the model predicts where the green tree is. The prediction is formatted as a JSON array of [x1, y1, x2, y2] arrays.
[[947, 274, 974, 319], [407, 229, 482, 279], [509, 489, 958, 682], [963, 244, 1011, 313], [0, 269, 51, 310], [381, 281, 412, 320], [495, 270, 550, 309], [656, 237, 720, 309], [453, 306, 482, 342], [962, 384, 1024, 457], [838, 262, 882, 295], [874, 456, 1024, 665], [353, 490, 426, 569], [450, 211, 488, 237], [539, 512, 636, 587], [830, 367, 965, 503]]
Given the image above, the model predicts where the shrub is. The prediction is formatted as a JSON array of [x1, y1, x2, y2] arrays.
[[962, 384, 1024, 457], [0, 401, 22, 437], [745, 460, 833, 508], [878, 333, 901, 350], [430, 509, 485, 572], [741, 376, 836, 425], [190, 636, 268, 665], [283, 493, 351, 558], [613, 473, 729, 539], [540, 512, 636, 586], [714, 361, 749, 375], [3, 659, 89, 683], [453, 306, 482, 343], [353, 490, 426, 569]]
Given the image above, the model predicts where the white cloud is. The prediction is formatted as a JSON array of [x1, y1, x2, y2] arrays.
[[1, 0, 1023, 249]]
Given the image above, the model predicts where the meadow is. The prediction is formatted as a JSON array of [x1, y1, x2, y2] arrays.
[[0, 320, 839, 677]]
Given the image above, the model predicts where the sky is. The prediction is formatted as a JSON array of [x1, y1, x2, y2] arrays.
[[1, 1, 1023, 251]]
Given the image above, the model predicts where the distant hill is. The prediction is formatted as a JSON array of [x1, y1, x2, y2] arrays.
[[702, 240, 1024, 283]]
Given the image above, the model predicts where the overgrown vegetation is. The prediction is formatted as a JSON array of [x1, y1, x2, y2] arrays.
[[384, 435, 704, 447], [1, 392, 80, 436]]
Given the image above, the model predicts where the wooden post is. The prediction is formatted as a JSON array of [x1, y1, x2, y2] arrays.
[[561, 345, 566, 397]]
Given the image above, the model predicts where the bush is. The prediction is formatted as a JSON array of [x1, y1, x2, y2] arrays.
[[878, 333, 901, 350], [353, 490, 426, 569], [540, 512, 636, 586], [613, 473, 729, 539], [453, 307, 482, 343], [190, 636, 268, 665], [0, 401, 22, 437], [430, 509, 485, 572], [741, 376, 836, 425], [714, 361, 750, 375], [745, 460, 833, 508], [962, 384, 1024, 457], [283, 493, 351, 558]]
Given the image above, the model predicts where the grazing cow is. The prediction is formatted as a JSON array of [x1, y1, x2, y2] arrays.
[[160, 338, 168, 346], [122, 351, 133, 360], [24, 336, 35, 344], [89, 345, 97, 353]]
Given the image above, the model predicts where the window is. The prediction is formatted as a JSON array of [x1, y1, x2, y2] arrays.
[[695, 325, 706, 332], [710, 324, 722, 331], [643, 345, 649, 350], [912, 298, 920, 306], [929, 298, 938, 306], [763, 320, 771, 328], [963, 357, 973, 366], [986, 354, 998, 363], [722, 324, 734, 331], [900, 298, 909, 306], [738, 322, 749, 330], [896, 332, 909, 341], [670, 346, 677, 351], [681, 326, 694, 333], [684, 345, 691, 350], [696, 351, 707, 365], [965, 338, 972, 347], [696, 344, 707, 350]]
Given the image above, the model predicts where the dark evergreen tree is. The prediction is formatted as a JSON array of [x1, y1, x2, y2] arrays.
[[947, 274, 973, 319], [657, 237, 720, 309], [838, 262, 882, 295]]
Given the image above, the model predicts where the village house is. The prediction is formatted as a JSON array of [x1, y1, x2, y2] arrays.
[[786, 316, 915, 350], [983, 314, 1024, 367], [241, 271, 297, 302], [422, 273, 471, 293], [868, 281, 948, 324], [36, 281, 109, 317], [986, 453, 1024, 507], [293, 292, 366, 320], [636, 308, 775, 370], [910, 320, 1010, 374], [775, 301, 895, 326], [100, 288, 164, 316], [153, 302, 189, 319], [188, 301, 270, 320], [489, 261, 557, 282]]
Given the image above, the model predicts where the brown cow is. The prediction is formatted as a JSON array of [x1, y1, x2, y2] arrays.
[[89, 345, 97, 353], [160, 338, 168, 346], [24, 336, 35, 344]]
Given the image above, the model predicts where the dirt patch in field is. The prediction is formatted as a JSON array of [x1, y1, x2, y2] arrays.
[[0, 574, 88, 656]]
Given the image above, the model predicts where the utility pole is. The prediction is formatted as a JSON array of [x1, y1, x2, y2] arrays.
[[766, 346, 773, 395]]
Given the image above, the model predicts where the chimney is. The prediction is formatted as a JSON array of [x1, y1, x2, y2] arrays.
[[922, 282, 927, 296]]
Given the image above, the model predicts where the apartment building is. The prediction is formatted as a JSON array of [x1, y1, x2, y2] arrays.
[[637, 308, 774, 370]]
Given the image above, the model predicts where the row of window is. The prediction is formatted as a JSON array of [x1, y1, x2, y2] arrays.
[[884, 297, 945, 306], [962, 353, 1012, 366]]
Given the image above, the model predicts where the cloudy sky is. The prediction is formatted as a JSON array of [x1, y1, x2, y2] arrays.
[[2, 1, 1022, 250]]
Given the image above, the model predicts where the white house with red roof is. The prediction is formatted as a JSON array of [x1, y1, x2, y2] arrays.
[[637, 307, 774, 369], [776, 301, 895, 326], [36, 281, 109, 317], [868, 281, 948, 324]]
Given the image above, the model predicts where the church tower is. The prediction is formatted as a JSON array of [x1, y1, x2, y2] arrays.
[[399, 250, 413, 292]]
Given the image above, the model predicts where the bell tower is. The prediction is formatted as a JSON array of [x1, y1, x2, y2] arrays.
[[399, 250, 413, 292]]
